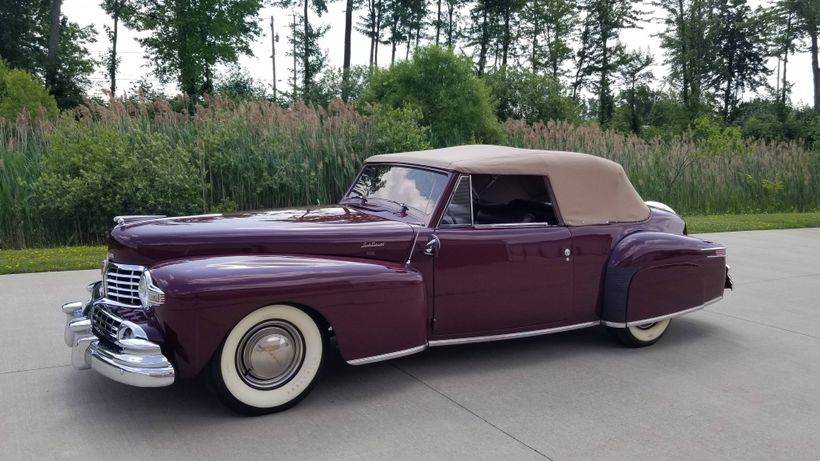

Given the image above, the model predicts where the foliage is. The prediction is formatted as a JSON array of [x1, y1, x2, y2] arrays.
[[214, 66, 269, 100], [483, 68, 579, 123], [360, 46, 501, 146], [0, 1, 97, 109], [368, 103, 431, 153], [504, 118, 819, 216], [519, 0, 576, 80], [0, 61, 58, 120], [130, 0, 264, 101], [709, 0, 771, 120], [576, 0, 644, 126], [32, 124, 202, 243]]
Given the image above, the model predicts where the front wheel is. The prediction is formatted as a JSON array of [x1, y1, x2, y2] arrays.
[[210, 304, 326, 415], [607, 319, 671, 348]]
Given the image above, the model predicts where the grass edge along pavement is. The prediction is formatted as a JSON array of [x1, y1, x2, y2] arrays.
[[1, 212, 818, 276]]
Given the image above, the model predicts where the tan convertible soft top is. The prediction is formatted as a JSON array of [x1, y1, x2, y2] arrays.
[[366, 145, 650, 226]]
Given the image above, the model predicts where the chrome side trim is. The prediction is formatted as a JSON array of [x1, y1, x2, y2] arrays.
[[473, 222, 550, 229], [346, 344, 427, 365], [428, 321, 600, 347], [603, 296, 724, 328]]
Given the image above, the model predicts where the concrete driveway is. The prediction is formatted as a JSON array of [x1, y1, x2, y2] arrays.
[[1, 228, 818, 460]]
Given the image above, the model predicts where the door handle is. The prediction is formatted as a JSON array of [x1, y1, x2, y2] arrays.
[[424, 235, 440, 256]]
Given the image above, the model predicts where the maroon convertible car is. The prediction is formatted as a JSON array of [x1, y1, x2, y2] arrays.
[[63, 145, 732, 414]]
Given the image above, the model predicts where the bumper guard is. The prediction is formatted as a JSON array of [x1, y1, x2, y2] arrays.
[[62, 288, 175, 387]]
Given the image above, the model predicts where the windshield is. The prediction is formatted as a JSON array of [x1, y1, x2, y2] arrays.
[[345, 164, 448, 220]]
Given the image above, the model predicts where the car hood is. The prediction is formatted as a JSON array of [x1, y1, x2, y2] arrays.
[[108, 206, 417, 266]]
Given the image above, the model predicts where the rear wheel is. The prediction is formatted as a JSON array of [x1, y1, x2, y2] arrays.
[[607, 319, 671, 348], [210, 304, 326, 415]]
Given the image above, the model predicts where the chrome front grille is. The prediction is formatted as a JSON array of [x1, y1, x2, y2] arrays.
[[91, 305, 122, 342], [105, 262, 144, 307]]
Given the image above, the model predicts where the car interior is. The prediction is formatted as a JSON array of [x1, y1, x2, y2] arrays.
[[440, 174, 559, 226]]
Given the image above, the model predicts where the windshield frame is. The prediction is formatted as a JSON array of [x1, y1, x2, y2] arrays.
[[341, 162, 453, 226]]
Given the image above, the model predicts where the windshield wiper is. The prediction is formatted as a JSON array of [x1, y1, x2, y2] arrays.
[[369, 197, 410, 214]]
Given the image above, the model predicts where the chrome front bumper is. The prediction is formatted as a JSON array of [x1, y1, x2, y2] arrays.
[[62, 290, 175, 387]]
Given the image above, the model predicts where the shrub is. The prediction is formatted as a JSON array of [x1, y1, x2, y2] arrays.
[[0, 60, 58, 120], [369, 103, 431, 153], [32, 124, 201, 243], [359, 46, 501, 146], [483, 68, 579, 124]]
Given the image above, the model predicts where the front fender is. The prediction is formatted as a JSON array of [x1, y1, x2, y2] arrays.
[[148, 255, 427, 378]]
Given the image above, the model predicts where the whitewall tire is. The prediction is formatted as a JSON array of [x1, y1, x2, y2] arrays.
[[210, 304, 326, 415], [607, 319, 671, 348]]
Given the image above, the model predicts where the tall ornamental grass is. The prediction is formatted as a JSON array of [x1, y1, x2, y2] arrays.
[[1, 99, 818, 249]]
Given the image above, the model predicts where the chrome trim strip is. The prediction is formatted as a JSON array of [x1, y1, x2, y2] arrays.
[[428, 321, 600, 347], [706, 255, 726, 259], [473, 222, 550, 229], [346, 344, 427, 365], [604, 296, 724, 328]]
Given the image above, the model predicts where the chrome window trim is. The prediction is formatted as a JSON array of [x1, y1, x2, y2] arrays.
[[602, 295, 723, 328], [472, 222, 551, 229], [428, 321, 600, 347], [346, 344, 427, 365]]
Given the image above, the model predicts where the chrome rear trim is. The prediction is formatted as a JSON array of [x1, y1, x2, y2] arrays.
[[602, 296, 724, 328]]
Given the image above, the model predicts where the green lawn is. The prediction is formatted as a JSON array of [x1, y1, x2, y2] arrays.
[[1, 212, 818, 275], [684, 211, 820, 234], [0, 245, 105, 275]]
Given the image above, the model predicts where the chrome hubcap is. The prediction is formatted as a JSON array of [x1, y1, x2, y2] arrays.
[[635, 322, 657, 330], [236, 321, 305, 389]]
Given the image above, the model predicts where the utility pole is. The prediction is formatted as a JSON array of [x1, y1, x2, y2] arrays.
[[270, 16, 279, 100], [292, 12, 298, 103]]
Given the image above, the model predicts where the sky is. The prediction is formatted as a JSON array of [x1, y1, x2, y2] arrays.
[[63, 0, 816, 107]]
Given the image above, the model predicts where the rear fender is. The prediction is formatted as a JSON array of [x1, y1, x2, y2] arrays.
[[148, 255, 427, 378], [602, 232, 727, 326]]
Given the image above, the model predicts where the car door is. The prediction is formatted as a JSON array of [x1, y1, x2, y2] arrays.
[[430, 174, 573, 337]]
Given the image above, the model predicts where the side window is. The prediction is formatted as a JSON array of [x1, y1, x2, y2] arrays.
[[440, 176, 473, 227], [472, 175, 558, 225]]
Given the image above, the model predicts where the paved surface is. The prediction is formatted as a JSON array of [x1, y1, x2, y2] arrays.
[[1, 228, 819, 460]]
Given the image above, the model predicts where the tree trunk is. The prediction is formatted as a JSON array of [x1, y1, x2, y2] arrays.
[[374, 0, 382, 67], [477, 7, 488, 75], [46, 0, 63, 89], [303, 1, 310, 98], [812, 30, 819, 114], [110, 7, 119, 96], [677, 0, 690, 108], [342, 0, 353, 101], [447, 3, 454, 47], [531, 15, 539, 73], [501, 6, 510, 69], [599, 37, 609, 125], [436, 0, 442, 46], [781, 14, 791, 105]]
